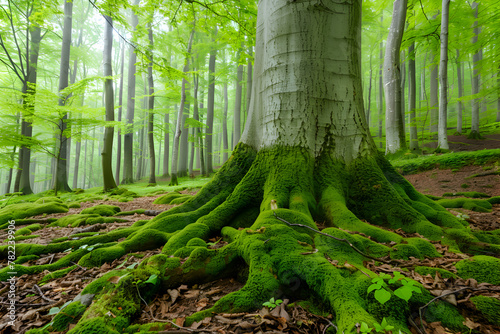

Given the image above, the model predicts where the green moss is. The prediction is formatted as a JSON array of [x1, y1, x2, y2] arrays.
[[116, 209, 146, 216], [187, 238, 207, 247], [40, 265, 78, 283], [391, 238, 442, 260], [424, 194, 442, 201], [0, 202, 68, 226], [67, 318, 120, 334], [15, 223, 42, 236], [162, 223, 210, 255], [152, 192, 183, 204], [51, 301, 87, 331], [25, 328, 50, 334], [13, 235, 39, 241], [48, 214, 126, 228], [14, 254, 39, 264], [414, 266, 457, 279], [80, 204, 121, 216], [487, 196, 500, 204], [436, 198, 492, 212], [470, 295, 500, 325], [455, 256, 500, 284], [69, 202, 81, 208], [51, 236, 69, 243], [34, 196, 63, 204], [442, 191, 489, 198]]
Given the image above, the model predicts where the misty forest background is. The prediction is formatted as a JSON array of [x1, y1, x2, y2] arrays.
[[1, 0, 499, 195]]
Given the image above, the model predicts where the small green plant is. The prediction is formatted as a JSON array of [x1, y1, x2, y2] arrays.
[[456, 212, 470, 222], [262, 297, 283, 310], [359, 322, 373, 333], [360, 318, 395, 333], [461, 183, 470, 189], [367, 272, 421, 305]]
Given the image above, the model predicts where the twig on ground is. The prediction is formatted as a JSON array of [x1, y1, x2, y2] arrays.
[[33, 284, 54, 303]]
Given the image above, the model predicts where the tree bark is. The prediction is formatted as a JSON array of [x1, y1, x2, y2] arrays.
[[246, 46, 253, 120], [383, 0, 407, 154], [223, 81, 229, 163], [378, 14, 384, 149], [116, 42, 125, 185], [53, 0, 73, 194], [122, 0, 140, 184], [206, 29, 217, 174], [233, 47, 243, 148], [438, 0, 450, 149], [170, 28, 195, 185], [429, 52, 438, 142], [456, 49, 464, 133], [470, 2, 481, 138], [147, 23, 156, 184], [101, 15, 118, 192], [408, 43, 419, 151]]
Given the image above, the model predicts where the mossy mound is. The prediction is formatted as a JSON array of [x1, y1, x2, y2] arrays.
[[455, 256, 500, 285], [34, 197, 63, 204], [0, 202, 68, 226], [391, 238, 442, 260], [487, 196, 500, 204], [436, 198, 492, 212], [471, 295, 500, 325], [15, 223, 42, 236], [442, 191, 489, 198], [152, 192, 184, 204], [68, 202, 81, 208], [80, 205, 121, 216], [48, 214, 126, 228], [50, 301, 88, 331]]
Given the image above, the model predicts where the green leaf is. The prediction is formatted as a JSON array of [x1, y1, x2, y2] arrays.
[[394, 286, 412, 301], [127, 263, 138, 270], [48, 307, 60, 315], [360, 322, 372, 333], [145, 274, 158, 285], [373, 322, 383, 332], [374, 288, 391, 304], [184, 117, 208, 129]]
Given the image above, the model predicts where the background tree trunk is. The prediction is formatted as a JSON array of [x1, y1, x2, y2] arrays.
[[429, 52, 438, 142], [408, 43, 419, 151], [101, 15, 117, 192], [470, 2, 481, 138], [206, 29, 217, 174], [53, 0, 73, 194], [115, 42, 125, 185], [147, 23, 156, 184], [223, 81, 229, 163], [438, 0, 450, 149], [122, 0, 140, 184], [378, 14, 384, 149], [456, 49, 464, 133], [383, 0, 407, 154], [233, 48, 243, 148]]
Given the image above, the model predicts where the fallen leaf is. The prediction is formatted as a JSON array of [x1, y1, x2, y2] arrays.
[[463, 318, 481, 329], [175, 317, 185, 327], [167, 289, 179, 304]]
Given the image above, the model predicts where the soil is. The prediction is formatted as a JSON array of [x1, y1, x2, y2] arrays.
[[1, 135, 500, 334]]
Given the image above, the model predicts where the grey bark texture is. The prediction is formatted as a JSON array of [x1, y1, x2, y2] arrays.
[[438, 0, 450, 149], [408, 43, 419, 151], [101, 15, 117, 192], [470, 2, 481, 138], [383, 0, 407, 154], [148, 24, 156, 184], [206, 29, 217, 174], [456, 49, 464, 133]]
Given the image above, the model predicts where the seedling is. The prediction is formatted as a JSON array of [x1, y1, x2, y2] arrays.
[[368, 272, 421, 305], [262, 297, 283, 310]]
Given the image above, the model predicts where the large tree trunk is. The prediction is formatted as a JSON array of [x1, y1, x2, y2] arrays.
[[383, 0, 407, 154], [53, 0, 73, 195], [469, 2, 481, 139], [378, 14, 384, 148], [29, 2, 491, 334], [438, 0, 450, 149], [101, 15, 118, 192], [223, 81, 229, 163], [408, 43, 419, 151], [497, 65, 500, 122], [122, 0, 139, 184]]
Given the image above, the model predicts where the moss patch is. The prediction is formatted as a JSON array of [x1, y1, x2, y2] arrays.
[[80, 205, 121, 216], [471, 295, 500, 325], [0, 202, 68, 226], [455, 256, 500, 285]]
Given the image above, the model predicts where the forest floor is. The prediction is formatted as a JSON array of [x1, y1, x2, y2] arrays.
[[1, 134, 500, 334]]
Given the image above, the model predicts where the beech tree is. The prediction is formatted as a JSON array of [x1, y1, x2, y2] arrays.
[[6, 1, 499, 333], [438, 0, 450, 150]]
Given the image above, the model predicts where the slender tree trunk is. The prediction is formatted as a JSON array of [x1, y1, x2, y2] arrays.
[[147, 24, 156, 184], [122, 0, 139, 184], [497, 65, 500, 122], [400, 50, 406, 140], [115, 42, 125, 185], [102, 15, 118, 192], [170, 28, 195, 185], [179, 102, 191, 177], [408, 43, 419, 151], [233, 48, 243, 148], [163, 112, 169, 177], [88, 128, 96, 188], [73, 139, 81, 189], [206, 29, 217, 174], [384, 0, 407, 154], [438, 0, 450, 149], [456, 49, 464, 133], [20, 26, 42, 195], [429, 52, 438, 142], [246, 46, 253, 119], [470, 2, 481, 138], [378, 14, 383, 148], [366, 55, 373, 129], [53, 0, 73, 194], [199, 90, 206, 177], [223, 81, 229, 162], [191, 73, 200, 175]]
